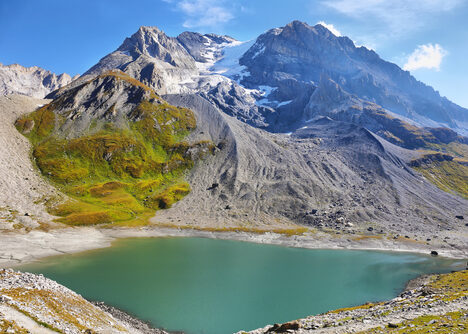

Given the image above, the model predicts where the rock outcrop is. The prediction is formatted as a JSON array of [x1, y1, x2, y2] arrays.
[[0, 63, 78, 98]]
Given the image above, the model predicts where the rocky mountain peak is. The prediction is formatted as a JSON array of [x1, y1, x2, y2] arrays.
[[113, 25, 196, 71], [39, 70, 162, 138], [118, 26, 175, 59], [84, 26, 198, 94], [69, 21, 468, 136]]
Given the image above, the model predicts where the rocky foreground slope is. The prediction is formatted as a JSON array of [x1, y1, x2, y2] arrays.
[[0, 63, 78, 98], [0, 94, 60, 231], [0, 268, 166, 333]]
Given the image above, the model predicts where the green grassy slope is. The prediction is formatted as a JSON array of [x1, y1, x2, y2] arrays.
[[16, 71, 214, 226]]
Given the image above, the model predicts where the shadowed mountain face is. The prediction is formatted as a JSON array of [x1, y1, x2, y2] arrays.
[[239, 21, 468, 133]]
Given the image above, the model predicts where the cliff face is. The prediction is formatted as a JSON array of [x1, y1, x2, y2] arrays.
[[0, 63, 78, 98]]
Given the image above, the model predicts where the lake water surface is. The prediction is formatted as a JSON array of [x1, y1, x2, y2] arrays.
[[19, 237, 464, 334]]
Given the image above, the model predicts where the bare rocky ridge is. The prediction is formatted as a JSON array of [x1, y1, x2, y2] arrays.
[[305, 75, 468, 149], [44, 71, 164, 138], [0, 63, 78, 98]]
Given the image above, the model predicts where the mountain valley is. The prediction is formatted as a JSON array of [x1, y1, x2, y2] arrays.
[[0, 19, 467, 334]]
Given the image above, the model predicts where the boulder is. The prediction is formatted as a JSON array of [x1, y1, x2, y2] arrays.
[[267, 321, 300, 332]]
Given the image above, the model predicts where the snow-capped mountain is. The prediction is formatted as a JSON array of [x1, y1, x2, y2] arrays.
[[59, 21, 468, 139], [0, 63, 78, 98], [239, 21, 468, 133]]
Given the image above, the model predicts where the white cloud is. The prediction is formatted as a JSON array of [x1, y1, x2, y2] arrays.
[[322, 0, 464, 34], [403, 44, 447, 71], [164, 0, 234, 29], [316, 21, 341, 36], [316, 21, 377, 50]]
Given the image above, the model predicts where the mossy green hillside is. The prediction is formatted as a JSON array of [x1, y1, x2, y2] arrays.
[[414, 161, 468, 199], [16, 72, 213, 225], [409, 142, 468, 199]]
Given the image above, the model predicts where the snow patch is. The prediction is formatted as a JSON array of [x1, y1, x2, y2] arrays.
[[277, 100, 292, 107], [258, 85, 276, 96], [251, 45, 265, 59], [211, 40, 255, 80]]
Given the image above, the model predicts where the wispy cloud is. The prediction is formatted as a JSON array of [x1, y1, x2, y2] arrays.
[[403, 44, 447, 71], [316, 21, 341, 36], [163, 0, 234, 29], [322, 0, 464, 35]]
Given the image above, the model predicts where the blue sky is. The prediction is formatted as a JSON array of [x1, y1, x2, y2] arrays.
[[1, 0, 467, 107]]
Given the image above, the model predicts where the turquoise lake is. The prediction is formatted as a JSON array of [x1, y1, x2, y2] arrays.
[[18, 237, 464, 334]]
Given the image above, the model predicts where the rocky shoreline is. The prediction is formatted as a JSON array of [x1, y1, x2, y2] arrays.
[[92, 301, 171, 334], [1, 226, 467, 333]]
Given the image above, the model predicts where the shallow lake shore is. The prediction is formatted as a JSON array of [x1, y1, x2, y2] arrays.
[[1, 225, 467, 269]]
